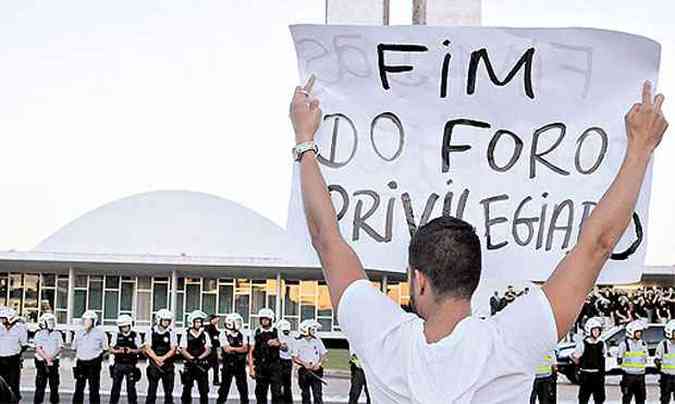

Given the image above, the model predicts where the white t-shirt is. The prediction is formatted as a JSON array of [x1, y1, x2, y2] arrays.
[[337, 279, 558, 404]]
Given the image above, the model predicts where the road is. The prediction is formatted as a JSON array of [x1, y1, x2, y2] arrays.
[[17, 359, 665, 403]]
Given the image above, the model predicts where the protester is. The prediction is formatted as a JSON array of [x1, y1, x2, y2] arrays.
[[290, 76, 668, 403], [144, 309, 178, 404], [217, 313, 249, 404], [72, 310, 108, 404], [109, 314, 143, 404], [33, 313, 63, 404], [292, 320, 327, 404]]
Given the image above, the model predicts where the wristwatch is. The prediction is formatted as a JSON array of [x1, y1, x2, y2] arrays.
[[292, 141, 319, 162]]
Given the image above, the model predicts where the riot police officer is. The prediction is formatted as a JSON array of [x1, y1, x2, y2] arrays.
[[72, 310, 109, 404], [217, 313, 249, 404], [110, 314, 143, 404], [530, 351, 557, 404], [144, 309, 178, 404], [655, 320, 675, 404], [0, 307, 27, 402], [348, 351, 370, 404], [204, 314, 221, 386], [248, 308, 282, 404], [33, 313, 63, 404], [276, 319, 294, 404], [179, 310, 212, 404], [618, 320, 648, 404], [293, 320, 327, 404], [572, 317, 606, 404]]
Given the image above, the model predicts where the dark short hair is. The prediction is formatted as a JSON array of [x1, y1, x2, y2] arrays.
[[408, 216, 481, 301]]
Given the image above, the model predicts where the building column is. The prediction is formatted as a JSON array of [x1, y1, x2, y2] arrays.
[[171, 268, 178, 314], [382, 275, 389, 294], [66, 266, 75, 343], [412, 0, 481, 25], [274, 272, 282, 321], [326, 0, 389, 24]]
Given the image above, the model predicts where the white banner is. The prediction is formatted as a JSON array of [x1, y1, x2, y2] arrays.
[[286, 25, 661, 283]]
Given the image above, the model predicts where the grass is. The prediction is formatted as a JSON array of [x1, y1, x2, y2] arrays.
[[324, 348, 350, 371]]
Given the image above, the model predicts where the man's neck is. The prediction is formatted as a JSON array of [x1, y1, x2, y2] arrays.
[[422, 298, 471, 344]]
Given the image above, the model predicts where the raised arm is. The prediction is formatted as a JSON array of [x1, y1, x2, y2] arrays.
[[290, 77, 367, 310], [543, 81, 668, 340]]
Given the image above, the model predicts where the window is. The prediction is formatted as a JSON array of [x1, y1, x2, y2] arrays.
[[218, 282, 234, 314], [234, 279, 251, 326], [120, 281, 134, 312]]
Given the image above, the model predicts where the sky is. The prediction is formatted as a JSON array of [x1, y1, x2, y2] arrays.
[[0, 0, 672, 265]]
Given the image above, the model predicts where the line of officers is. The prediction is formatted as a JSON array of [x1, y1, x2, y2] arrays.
[[531, 319, 675, 404], [0, 306, 330, 404]]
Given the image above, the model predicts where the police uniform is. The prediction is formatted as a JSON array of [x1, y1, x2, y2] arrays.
[[110, 330, 143, 404], [655, 339, 675, 404], [348, 353, 370, 404], [33, 328, 64, 404], [204, 319, 221, 386], [72, 326, 109, 404], [530, 352, 557, 404], [145, 325, 178, 404], [216, 329, 249, 404], [179, 329, 212, 404], [574, 337, 606, 404], [292, 335, 327, 404], [0, 320, 28, 401], [278, 331, 295, 404], [252, 327, 282, 404], [618, 339, 648, 404]]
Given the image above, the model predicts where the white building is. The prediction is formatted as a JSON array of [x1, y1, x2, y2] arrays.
[[0, 190, 407, 338], [0, 190, 671, 338]]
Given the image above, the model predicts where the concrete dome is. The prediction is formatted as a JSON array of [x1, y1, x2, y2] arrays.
[[34, 190, 297, 260]]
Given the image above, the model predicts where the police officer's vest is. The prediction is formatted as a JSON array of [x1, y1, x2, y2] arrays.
[[253, 328, 280, 368], [661, 340, 675, 376], [151, 329, 172, 357], [115, 331, 139, 364], [223, 331, 247, 366], [186, 330, 208, 358], [579, 339, 605, 372], [535, 354, 554, 378], [622, 339, 647, 375]]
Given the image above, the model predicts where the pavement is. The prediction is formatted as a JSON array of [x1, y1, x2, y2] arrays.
[[15, 359, 666, 403]]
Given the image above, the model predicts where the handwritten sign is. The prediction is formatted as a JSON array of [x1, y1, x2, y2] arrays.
[[286, 25, 660, 283]]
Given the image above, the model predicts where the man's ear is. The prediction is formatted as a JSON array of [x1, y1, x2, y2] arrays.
[[413, 269, 426, 296]]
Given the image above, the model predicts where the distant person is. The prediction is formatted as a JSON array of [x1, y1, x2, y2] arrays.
[[204, 314, 222, 386], [217, 313, 249, 404], [290, 76, 668, 403], [0, 307, 27, 402], [490, 292, 500, 316], [249, 308, 282, 403], [655, 320, 675, 404], [530, 351, 557, 404], [179, 310, 211, 404], [33, 313, 63, 404], [348, 352, 370, 404], [618, 320, 649, 404], [143, 309, 178, 404], [276, 319, 295, 404], [572, 318, 606, 404], [292, 320, 326, 404], [109, 314, 143, 404], [72, 310, 108, 404]]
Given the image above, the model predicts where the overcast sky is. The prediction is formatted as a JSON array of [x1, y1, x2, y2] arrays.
[[0, 0, 672, 265]]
